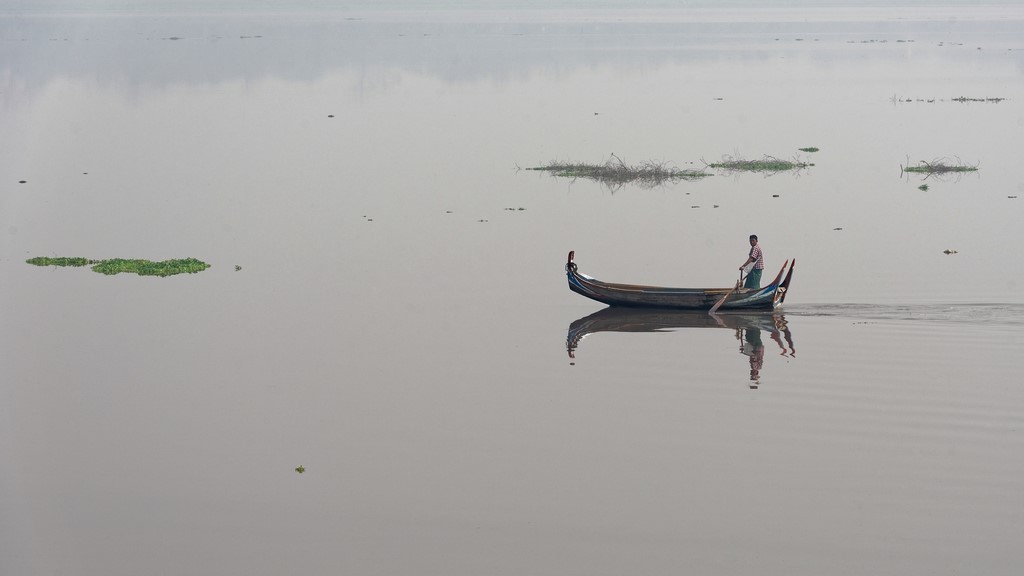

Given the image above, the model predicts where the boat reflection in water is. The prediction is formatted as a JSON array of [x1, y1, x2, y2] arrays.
[[567, 308, 795, 389]]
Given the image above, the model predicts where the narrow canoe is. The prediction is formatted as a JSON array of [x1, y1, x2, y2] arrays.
[[565, 250, 794, 311]]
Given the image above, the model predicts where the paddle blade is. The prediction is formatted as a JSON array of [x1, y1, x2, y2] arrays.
[[709, 286, 733, 314]]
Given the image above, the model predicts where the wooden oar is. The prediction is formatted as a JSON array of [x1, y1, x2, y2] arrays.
[[709, 267, 748, 314]]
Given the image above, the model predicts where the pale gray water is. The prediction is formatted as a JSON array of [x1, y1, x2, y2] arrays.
[[2, 4, 1024, 575]]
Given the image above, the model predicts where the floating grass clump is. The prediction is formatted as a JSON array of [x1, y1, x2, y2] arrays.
[[704, 155, 812, 174], [27, 256, 211, 277], [798, 147, 820, 153], [527, 154, 710, 189], [952, 96, 1005, 103], [891, 94, 1005, 104], [902, 158, 978, 175]]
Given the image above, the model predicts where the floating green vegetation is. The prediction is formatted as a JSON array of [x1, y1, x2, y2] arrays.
[[704, 155, 813, 174], [798, 147, 819, 153], [918, 184, 929, 191], [902, 158, 979, 175], [26, 256, 91, 267], [91, 258, 211, 277], [526, 154, 710, 189], [295, 465, 306, 474], [27, 256, 210, 277]]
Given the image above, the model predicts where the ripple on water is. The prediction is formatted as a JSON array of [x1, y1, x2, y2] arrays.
[[786, 303, 1024, 326]]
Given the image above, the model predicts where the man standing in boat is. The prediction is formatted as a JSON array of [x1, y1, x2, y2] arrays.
[[740, 234, 764, 289]]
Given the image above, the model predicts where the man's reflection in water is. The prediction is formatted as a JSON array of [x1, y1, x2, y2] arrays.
[[740, 327, 765, 389], [735, 315, 794, 389], [566, 309, 795, 390]]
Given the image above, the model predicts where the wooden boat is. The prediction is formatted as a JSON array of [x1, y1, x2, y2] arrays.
[[566, 250, 794, 311]]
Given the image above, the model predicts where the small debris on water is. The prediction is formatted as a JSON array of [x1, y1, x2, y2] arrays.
[[919, 184, 929, 191], [833, 227, 843, 231], [18, 180, 26, 184], [713, 204, 720, 208], [691, 205, 700, 208], [234, 265, 242, 271], [943, 249, 958, 255], [478, 219, 488, 222], [328, 114, 334, 118], [295, 465, 305, 474], [772, 194, 780, 197], [1009, 196, 1018, 199]]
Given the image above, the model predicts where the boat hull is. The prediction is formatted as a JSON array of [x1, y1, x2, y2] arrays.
[[565, 251, 793, 311]]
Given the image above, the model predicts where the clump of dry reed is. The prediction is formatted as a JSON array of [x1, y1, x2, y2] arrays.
[[703, 154, 812, 174], [902, 157, 979, 175], [527, 154, 710, 189]]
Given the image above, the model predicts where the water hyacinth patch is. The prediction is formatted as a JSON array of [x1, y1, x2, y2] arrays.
[[26, 257, 92, 267], [27, 256, 211, 277]]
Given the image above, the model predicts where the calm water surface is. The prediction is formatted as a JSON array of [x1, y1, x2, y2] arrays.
[[2, 4, 1024, 575]]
